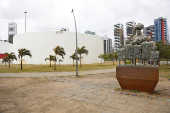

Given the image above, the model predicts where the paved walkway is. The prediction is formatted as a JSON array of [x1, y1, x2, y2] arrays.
[[0, 68, 115, 78]]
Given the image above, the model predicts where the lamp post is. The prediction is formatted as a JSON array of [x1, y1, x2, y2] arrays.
[[24, 10, 28, 32], [71, 9, 78, 76]]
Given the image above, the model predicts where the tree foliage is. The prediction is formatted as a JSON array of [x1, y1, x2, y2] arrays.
[[77, 46, 88, 67], [70, 52, 79, 66], [156, 42, 170, 64], [45, 55, 56, 67], [53, 46, 66, 70], [18, 48, 32, 70], [53, 46, 66, 59], [2, 52, 17, 68], [99, 52, 118, 61]]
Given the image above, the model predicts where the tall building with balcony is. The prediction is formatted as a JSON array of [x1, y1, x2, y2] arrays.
[[8, 22, 17, 44], [154, 17, 169, 44], [126, 21, 136, 39], [143, 25, 155, 40], [114, 24, 124, 51]]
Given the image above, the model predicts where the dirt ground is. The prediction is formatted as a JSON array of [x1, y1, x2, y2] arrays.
[[0, 73, 170, 113]]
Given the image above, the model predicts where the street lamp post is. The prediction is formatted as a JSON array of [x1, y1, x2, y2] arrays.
[[71, 9, 79, 76], [24, 10, 28, 32]]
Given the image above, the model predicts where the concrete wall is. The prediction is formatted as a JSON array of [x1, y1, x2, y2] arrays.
[[0, 41, 13, 54]]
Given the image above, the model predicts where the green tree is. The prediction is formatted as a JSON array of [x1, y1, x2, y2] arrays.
[[53, 46, 66, 70], [2, 52, 17, 68], [2, 55, 8, 65], [108, 53, 115, 65], [156, 42, 170, 65], [18, 48, 32, 70], [70, 53, 79, 66], [98, 54, 105, 64], [45, 55, 56, 67], [98, 52, 118, 65], [113, 52, 118, 62], [77, 46, 88, 67]]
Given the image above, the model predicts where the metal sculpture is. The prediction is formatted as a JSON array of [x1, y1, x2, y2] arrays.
[[116, 23, 159, 93]]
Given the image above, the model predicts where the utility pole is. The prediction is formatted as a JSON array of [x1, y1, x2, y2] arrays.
[[71, 9, 79, 76], [24, 10, 28, 32]]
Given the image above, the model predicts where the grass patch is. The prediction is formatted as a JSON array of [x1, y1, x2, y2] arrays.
[[0, 63, 114, 73], [159, 64, 170, 79], [114, 88, 122, 91], [129, 90, 140, 93]]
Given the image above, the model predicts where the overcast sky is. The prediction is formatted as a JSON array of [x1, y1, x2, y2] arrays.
[[0, 0, 170, 40]]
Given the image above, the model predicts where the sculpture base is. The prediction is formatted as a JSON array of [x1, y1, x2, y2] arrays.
[[116, 65, 159, 93]]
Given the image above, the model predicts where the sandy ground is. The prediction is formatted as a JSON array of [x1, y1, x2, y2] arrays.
[[0, 73, 170, 113]]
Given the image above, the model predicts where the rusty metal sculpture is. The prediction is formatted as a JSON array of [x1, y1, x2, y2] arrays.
[[116, 23, 159, 93]]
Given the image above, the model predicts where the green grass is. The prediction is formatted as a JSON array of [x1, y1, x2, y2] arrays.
[[0, 63, 114, 73], [159, 64, 170, 79], [1, 63, 169, 79]]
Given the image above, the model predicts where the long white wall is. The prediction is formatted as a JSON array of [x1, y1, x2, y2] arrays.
[[12, 32, 104, 64], [0, 41, 13, 54]]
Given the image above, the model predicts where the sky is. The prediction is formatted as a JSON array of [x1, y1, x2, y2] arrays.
[[0, 0, 170, 40]]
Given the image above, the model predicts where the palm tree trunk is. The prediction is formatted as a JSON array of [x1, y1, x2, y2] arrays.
[[73, 59, 74, 67], [54, 61, 56, 70], [8, 61, 10, 68], [167, 59, 169, 65], [21, 57, 23, 70], [80, 54, 82, 67], [50, 60, 51, 67]]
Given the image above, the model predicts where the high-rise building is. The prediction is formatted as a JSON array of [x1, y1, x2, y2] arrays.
[[114, 24, 124, 51], [154, 17, 169, 44], [143, 25, 155, 40], [103, 37, 112, 54], [8, 22, 17, 44], [126, 21, 136, 38]]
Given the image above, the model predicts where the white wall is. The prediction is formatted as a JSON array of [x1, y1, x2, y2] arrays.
[[12, 32, 104, 64], [0, 41, 13, 54]]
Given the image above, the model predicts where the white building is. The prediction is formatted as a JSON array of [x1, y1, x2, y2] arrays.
[[0, 40, 13, 54], [12, 31, 104, 64]]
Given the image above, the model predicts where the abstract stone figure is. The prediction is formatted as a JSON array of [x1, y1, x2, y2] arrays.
[[135, 23, 144, 36], [134, 45, 141, 65], [119, 41, 159, 66]]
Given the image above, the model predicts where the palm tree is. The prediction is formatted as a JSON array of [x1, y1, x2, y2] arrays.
[[53, 46, 66, 70], [2, 55, 8, 66], [114, 52, 118, 62], [2, 52, 17, 68], [45, 55, 56, 67], [58, 59, 63, 65], [18, 48, 32, 70], [70, 53, 79, 67], [98, 54, 105, 64], [77, 46, 88, 67]]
